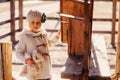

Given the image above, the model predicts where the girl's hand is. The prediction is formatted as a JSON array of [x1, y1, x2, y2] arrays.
[[25, 58, 35, 66], [56, 28, 61, 38]]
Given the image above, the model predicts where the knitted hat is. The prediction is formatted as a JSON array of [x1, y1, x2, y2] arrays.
[[27, 9, 42, 22]]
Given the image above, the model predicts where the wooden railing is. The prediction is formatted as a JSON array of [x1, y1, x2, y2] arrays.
[[0, 0, 118, 46]]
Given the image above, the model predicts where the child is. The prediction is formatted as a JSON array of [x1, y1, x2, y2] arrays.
[[16, 9, 61, 80]]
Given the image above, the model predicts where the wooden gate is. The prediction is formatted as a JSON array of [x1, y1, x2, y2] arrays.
[[60, 0, 94, 80]]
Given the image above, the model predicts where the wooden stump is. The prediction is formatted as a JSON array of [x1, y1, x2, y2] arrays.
[[0, 42, 12, 80]]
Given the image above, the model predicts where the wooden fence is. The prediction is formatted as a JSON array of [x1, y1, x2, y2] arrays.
[[0, 0, 118, 45]]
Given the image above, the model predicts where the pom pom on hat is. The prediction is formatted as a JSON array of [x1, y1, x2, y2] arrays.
[[27, 9, 42, 22]]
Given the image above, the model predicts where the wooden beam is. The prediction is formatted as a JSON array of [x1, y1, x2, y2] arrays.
[[113, 2, 120, 80], [83, 0, 90, 79], [0, 45, 3, 80], [19, 0, 23, 31], [0, 42, 12, 80], [10, 0, 15, 42], [111, 0, 117, 45]]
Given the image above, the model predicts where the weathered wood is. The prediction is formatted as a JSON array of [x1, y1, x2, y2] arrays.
[[0, 42, 12, 80], [60, 0, 88, 43], [61, 35, 111, 80], [60, 0, 70, 43], [0, 45, 3, 80], [10, 0, 15, 42], [19, 0, 23, 31], [111, 0, 117, 45], [83, 0, 91, 79], [60, 0, 90, 55], [113, 2, 120, 80], [61, 0, 93, 80], [90, 35, 111, 79]]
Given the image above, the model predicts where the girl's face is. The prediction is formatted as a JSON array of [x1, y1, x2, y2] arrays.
[[28, 18, 42, 32]]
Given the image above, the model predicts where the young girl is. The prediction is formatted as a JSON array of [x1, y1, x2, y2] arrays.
[[16, 9, 61, 80]]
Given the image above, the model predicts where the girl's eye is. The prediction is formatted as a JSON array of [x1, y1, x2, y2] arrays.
[[36, 22, 40, 25], [32, 22, 35, 24], [31, 22, 40, 25]]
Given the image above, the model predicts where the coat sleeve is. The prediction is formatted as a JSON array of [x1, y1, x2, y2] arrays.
[[15, 33, 26, 62], [47, 34, 59, 47]]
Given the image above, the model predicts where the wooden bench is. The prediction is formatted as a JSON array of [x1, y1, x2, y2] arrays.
[[61, 35, 111, 80], [89, 35, 111, 80]]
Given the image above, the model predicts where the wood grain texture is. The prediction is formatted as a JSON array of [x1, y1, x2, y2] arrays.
[[0, 42, 12, 80]]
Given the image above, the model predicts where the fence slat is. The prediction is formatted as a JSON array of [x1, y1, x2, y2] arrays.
[[19, 0, 23, 31], [0, 45, 3, 80], [10, 0, 15, 42], [111, 0, 117, 45], [0, 42, 12, 80]]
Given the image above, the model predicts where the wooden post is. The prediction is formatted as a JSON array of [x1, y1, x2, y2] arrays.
[[111, 0, 117, 45], [0, 42, 12, 80], [114, 2, 120, 80], [19, 0, 23, 31], [10, 0, 15, 42], [60, 0, 94, 80], [83, 0, 90, 80]]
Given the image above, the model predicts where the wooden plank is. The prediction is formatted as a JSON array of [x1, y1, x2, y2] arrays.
[[60, 0, 73, 43], [61, 0, 90, 55], [61, 36, 111, 80], [68, 18, 86, 55], [0, 42, 12, 80], [83, 0, 91, 79], [0, 45, 3, 80], [60, 0, 87, 43], [89, 35, 111, 79], [113, 2, 120, 80]]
